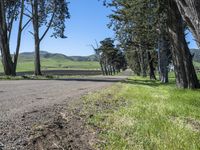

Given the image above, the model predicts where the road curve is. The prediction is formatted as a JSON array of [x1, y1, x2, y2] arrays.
[[0, 76, 127, 149], [0, 77, 127, 122]]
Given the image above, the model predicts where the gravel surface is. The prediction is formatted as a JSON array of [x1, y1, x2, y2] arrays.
[[0, 76, 128, 150]]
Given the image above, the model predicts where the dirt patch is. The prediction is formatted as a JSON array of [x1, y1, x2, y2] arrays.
[[25, 107, 95, 150], [0, 102, 98, 150], [171, 116, 200, 132], [185, 117, 200, 132]]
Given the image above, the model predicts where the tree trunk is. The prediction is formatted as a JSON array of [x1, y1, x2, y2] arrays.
[[0, 1, 15, 76], [168, 0, 199, 88], [113, 66, 116, 75], [34, 37, 41, 75], [100, 61, 105, 75], [13, 0, 25, 72], [139, 49, 147, 77], [0, 39, 15, 76], [127, 50, 141, 75], [158, 34, 170, 83], [174, 0, 200, 46], [32, 0, 42, 75], [109, 65, 113, 75], [104, 64, 108, 75], [148, 52, 156, 80]]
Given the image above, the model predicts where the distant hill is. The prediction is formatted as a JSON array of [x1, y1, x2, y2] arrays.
[[19, 51, 98, 61], [190, 49, 200, 62], [9, 49, 200, 62]]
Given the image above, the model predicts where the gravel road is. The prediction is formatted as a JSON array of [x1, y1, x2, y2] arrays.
[[0, 76, 127, 149]]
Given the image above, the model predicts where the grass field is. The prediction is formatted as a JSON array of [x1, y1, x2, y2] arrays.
[[83, 76, 200, 150], [0, 57, 100, 72]]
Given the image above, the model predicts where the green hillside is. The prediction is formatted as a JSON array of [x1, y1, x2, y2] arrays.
[[0, 51, 100, 72]]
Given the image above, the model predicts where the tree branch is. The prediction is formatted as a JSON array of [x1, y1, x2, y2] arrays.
[[23, 12, 32, 19], [14, 0, 25, 68], [8, 3, 18, 41], [29, 31, 34, 36], [22, 18, 32, 31], [39, 12, 55, 42]]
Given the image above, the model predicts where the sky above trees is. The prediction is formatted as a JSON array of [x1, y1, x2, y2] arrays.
[[9, 0, 197, 56]]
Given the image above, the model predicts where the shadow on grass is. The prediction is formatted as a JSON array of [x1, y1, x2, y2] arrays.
[[122, 78, 176, 87]]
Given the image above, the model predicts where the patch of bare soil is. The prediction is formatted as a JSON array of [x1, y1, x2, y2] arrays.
[[25, 107, 95, 150], [184, 118, 200, 132], [0, 103, 98, 150], [171, 116, 200, 132]]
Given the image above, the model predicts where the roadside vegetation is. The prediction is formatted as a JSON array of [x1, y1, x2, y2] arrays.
[[83, 76, 200, 150]]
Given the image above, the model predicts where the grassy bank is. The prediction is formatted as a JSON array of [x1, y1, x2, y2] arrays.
[[83, 77, 200, 150]]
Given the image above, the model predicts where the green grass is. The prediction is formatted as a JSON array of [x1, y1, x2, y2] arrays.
[[194, 61, 200, 69], [168, 71, 200, 80], [0, 57, 100, 72], [83, 77, 200, 150]]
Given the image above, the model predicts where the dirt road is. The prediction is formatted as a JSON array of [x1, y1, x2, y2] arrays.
[[0, 76, 127, 150]]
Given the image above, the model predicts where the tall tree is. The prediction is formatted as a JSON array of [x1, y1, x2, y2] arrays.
[[0, 0, 27, 75], [96, 38, 126, 75], [91, 41, 105, 75], [157, 0, 171, 83], [158, 33, 171, 83], [168, 0, 199, 88], [108, 0, 158, 79], [27, 0, 70, 75], [174, 0, 200, 46]]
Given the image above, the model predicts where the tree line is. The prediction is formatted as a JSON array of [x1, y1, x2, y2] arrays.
[[0, 0, 70, 76], [103, 0, 200, 89], [92, 38, 127, 76]]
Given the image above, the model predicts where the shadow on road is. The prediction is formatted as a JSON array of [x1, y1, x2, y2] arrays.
[[55, 77, 126, 83]]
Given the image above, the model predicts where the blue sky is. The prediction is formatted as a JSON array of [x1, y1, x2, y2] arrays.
[[9, 0, 198, 56], [10, 0, 114, 56], [186, 31, 198, 49]]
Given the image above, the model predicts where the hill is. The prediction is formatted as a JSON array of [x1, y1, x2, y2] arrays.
[[19, 51, 98, 61], [0, 51, 100, 72]]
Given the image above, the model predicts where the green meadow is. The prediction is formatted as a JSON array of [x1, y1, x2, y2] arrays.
[[0, 57, 100, 72]]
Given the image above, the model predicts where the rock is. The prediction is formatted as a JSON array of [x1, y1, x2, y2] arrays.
[[0, 142, 4, 150]]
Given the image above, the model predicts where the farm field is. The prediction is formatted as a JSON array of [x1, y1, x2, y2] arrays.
[[0, 57, 100, 73]]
